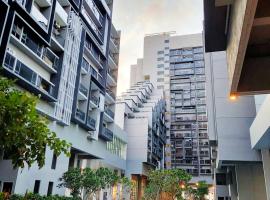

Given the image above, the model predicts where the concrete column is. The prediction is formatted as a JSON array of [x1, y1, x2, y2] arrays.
[[262, 149, 270, 200], [235, 164, 267, 200]]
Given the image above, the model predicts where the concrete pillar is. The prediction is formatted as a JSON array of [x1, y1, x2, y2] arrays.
[[235, 164, 267, 200], [262, 149, 270, 200]]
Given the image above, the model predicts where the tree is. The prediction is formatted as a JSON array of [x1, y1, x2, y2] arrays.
[[143, 169, 192, 200], [59, 167, 131, 200], [189, 181, 209, 200], [0, 77, 70, 168], [58, 168, 83, 198]]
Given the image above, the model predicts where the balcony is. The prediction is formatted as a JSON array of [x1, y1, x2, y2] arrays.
[[76, 109, 86, 121], [104, 108, 114, 122], [81, 58, 90, 74], [84, 0, 103, 26], [99, 127, 113, 141], [52, 26, 65, 49], [106, 72, 117, 86], [55, 1, 68, 26], [105, 89, 116, 103], [30, 5, 48, 29], [84, 41, 104, 69], [109, 37, 119, 53], [78, 83, 88, 100], [82, 9, 103, 41], [90, 66, 104, 86], [108, 53, 117, 69], [10, 28, 58, 73], [86, 115, 96, 130], [89, 95, 99, 108], [3, 52, 56, 102]]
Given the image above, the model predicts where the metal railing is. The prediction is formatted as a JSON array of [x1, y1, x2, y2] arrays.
[[106, 89, 116, 100], [79, 83, 88, 97], [105, 108, 114, 119], [90, 95, 99, 105], [85, 41, 104, 67], [87, 116, 96, 128], [84, 0, 104, 24], [101, 127, 113, 141], [76, 109, 86, 121]]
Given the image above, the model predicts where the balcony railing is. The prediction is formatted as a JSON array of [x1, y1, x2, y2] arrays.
[[12, 25, 59, 70], [89, 66, 104, 85], [82, 9, 103, 40], [84, 0, 103, 24], [106, 89, 116, 100], [81, 58, 90, 73], [79, 83, 88, 97], [87, 116, 96, 128], [85, 41, 104, 67], [76, 109, 86, 121], [4, 52, 56, 100], [43, 48, 59, 70], [90, 95, 99, 105], [100, 127, 113, 141], [105, 108, 114, 119]]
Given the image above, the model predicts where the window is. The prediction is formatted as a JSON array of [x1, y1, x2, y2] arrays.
[[165, 47, 169, 50], [51, 153, 57, 169], [2, 182, 13, 194], [33, 180, 41, 194], [218, 198, 225, 200], [4, 52, 16, 70], [157, 71, 164, 75], [47, 182, 53, 196], [157, 85, 164, 89], [157, 57, 164, 61], [157, 64, 164, 68], [157, 78, 164, 82], [157, 50, 164, 54], [164, 39, 169, 43]]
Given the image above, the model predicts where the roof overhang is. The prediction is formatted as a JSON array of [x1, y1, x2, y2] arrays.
[[204, 0, 270, 95]]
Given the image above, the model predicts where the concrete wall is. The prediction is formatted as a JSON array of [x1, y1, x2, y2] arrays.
[[205, 51, 261, 163], [250, 95, 270, 149]]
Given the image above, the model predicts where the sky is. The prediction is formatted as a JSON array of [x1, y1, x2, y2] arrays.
[[112, 0, 204, 95]]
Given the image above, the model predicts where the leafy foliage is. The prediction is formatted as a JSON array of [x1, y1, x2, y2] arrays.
[[59, 167, 131, 200], [58, 168, 83, 198], [188, 181, 209, 200], [1, 192, 80, 200], [143, 169, 192, 200], [0, 77, 70, 168]]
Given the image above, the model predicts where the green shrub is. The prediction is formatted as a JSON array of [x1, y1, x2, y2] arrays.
[[9, 194, 24, 200], [8, 193, 80, 200], [0, 193, 5, 200]]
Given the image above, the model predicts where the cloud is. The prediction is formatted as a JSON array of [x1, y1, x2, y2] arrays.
[[112, 0, 203, 95]]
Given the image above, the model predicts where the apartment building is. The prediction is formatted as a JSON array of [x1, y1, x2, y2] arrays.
[[0, 0, 127, 198], [205, 51, 267, 200], [130, 33, 212, 183], [115, 81, 166, 200]]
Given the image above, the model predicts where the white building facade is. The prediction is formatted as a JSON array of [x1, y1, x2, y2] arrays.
[[205, 51, 267, 200], [115, 81, 166, 200]]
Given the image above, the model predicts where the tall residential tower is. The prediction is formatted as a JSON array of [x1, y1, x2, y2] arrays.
[[0, 0, 126, 198], [130, 33, 212, 183]]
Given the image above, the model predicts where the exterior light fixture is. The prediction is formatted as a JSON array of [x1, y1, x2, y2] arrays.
[[229, 94, 238, 101]]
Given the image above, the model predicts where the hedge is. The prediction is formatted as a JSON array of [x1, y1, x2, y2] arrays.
[[0, 193, 80, 200]]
